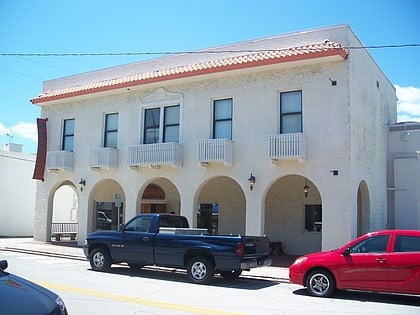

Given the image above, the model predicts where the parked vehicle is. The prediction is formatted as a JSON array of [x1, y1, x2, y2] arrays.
[[84, 213, 271, 284], [0, 260, 68, 314], [97, 211, 112, 230], [289, 229, 420, 297]]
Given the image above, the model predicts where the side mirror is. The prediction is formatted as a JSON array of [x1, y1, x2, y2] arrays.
[[342, 247, 352, 256], [119, 223, 125, 231], [0, 260, 8, 271]]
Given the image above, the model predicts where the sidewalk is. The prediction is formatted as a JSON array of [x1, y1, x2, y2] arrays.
[[0, 237, 291, 281]]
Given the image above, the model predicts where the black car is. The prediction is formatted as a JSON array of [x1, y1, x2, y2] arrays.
[[0, 260, 68, 315]]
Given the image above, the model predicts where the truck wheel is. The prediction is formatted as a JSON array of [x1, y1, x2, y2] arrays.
[[90, 248, 111, 272], [219, 270, 242, 280], [187, 256, 214, 284], [306, 269, 335, 297]]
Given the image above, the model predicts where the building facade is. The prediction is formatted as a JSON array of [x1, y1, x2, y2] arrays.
[[30, 25, 397, 254], [387, 122, 420, 230]]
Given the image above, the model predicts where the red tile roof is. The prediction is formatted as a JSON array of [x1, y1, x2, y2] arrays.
[[31, 40, 347, 104]]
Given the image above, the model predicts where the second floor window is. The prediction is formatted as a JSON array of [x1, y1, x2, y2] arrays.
[[280, 90, 302, 134], [213, 98, 232, 139], [144, 105, 180, 144], [104, 113, 118, 148], [62, 118, 74, 151]]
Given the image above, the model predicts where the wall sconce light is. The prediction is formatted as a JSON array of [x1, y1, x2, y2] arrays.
[[303, 179, 310, 198], [248, 173, 256, 191], [79, 178, 86, 192]]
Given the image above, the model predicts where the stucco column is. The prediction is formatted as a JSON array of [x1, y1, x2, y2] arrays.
[[245, 190, 265, 236], [180, 188, 196, 227], [33, 181, 54, 242], [123, 190, 137, 220], [77, 189, 89, 246]]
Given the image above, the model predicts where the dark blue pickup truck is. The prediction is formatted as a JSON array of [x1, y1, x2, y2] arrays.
[[84, 214, 271, 284]]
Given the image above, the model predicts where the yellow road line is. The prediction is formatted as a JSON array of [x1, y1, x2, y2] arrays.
[[36, 281, 243, 315]]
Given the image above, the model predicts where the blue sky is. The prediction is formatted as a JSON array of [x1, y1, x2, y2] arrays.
[[1, 0, 419, 154]]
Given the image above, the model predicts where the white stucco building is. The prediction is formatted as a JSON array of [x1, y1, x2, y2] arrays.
[[30, 25, 397, 254], [0, 143, 36, 236]]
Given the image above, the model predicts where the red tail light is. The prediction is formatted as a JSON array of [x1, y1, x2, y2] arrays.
[[235, 243, 245, 256]]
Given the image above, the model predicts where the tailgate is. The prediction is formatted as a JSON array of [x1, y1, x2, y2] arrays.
[[243, 236, 270, 257]]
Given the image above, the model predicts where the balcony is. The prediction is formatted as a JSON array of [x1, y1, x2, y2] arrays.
[[268, 133, 307, 162], [46, 150, 74, 172], [89, 147, 119, 170], [197, 139, 234, 167], [127, 142, 183, 169]]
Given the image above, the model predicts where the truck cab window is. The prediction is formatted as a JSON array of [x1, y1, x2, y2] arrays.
[[125, 217, 151, 232]]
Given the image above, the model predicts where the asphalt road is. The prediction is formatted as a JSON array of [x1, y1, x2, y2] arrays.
[[1, 249, 419, 314]]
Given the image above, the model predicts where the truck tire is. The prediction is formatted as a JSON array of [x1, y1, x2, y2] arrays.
[[90, 248, 111, 272], [306, 269, 336, 297], [187, 256, 214, 284], [219, 270, 242, 280]]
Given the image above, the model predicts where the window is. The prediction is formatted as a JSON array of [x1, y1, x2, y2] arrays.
[[305, 205, 322, 232], [144, 105, 180, 144], [164, 105, 180, 142], [104, 113, 118, 148], [124, 216, 152, 232], [62, 119, 74, 151], [213, 98, 232, 139], [349, 235, 390, 253], [159, 216, 189, 228], [394, 235, 420, 252], [280, 90, 302, 134]]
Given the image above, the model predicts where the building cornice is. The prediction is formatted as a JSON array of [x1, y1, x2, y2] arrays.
[[30, 40, 347, 104]]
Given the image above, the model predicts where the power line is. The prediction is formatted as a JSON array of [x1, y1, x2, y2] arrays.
[[0, 44, 419, 57]]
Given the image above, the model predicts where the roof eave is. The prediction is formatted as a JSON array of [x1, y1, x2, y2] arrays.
[[30, 49, 347, 105]]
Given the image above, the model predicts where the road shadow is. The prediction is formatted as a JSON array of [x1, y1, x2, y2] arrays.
[[293, 288, 420, 306], [88, 264, 284, 290]]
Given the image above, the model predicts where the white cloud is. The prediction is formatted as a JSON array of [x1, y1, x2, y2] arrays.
[[0, 121, 37, 142], [395, 85, 420, 122]]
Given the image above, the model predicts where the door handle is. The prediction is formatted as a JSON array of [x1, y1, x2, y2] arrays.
[[142, 236, 149, 241], [376, 258, 387, 264]]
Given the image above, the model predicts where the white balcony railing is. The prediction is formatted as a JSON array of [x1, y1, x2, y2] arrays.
[[268, 133, 307, 162], [89, 147, 119, 170], [197, 139, 234, 167], [127, 143, 183, 169], [46, 150, 74, 172]]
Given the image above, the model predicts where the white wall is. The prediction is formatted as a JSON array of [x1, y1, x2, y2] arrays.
[[0, 149, 36, 236]]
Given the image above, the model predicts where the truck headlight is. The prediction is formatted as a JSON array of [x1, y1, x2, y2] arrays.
[[55, 296, 68, 315]]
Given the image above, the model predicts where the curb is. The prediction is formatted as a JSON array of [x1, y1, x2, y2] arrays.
[[1, 247, 87, 261]]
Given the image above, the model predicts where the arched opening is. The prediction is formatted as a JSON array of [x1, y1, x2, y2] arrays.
[[90, 179, 125, 232], [265, 175, 322, 255], [357, 180, 370, 236], [139, 178, 180, 215], [50, 181, 79, 242], [196, 176, 245, 235]]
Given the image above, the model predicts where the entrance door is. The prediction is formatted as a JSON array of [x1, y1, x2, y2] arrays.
[[141, 203, 166, 213], [197, 203, 218, 234]]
